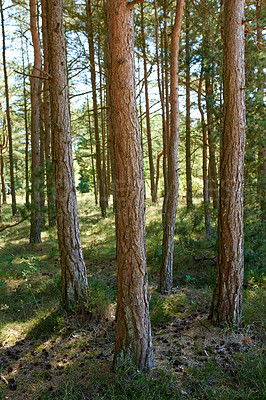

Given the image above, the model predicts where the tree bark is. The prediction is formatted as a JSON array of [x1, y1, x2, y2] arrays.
[[159, 0, 184, 294], [46, 0, 88, 310], [0, 116, 8, 207], [29, 0, 42, 243], [209, 0, 245, 325], [0, 0, 17, 217], [107, 0, 154, 372], [185, 0, 193, 208]]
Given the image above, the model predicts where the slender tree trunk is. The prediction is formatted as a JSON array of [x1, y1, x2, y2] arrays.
[[185, 0, 193, 208], [159, 0, 184, 294], [256, 0, 265, 210], [86, 0, 107, 217], [39, 100, 46, 226], [0, 0, 17, 217], [209, 0, 245, 325], [141, 3, 156, 203], [21, 31, 30, 208], [0, 119, 8, 205], [46, 0, 88, 310], [41, 0, 56, 226], [29, 0, 42, 243], [107, 0, 154, 372], [88, 108, 98, 206], [205, 75, 219, 209], [198, 66, 212, 237], [154, 0, 168, 219]]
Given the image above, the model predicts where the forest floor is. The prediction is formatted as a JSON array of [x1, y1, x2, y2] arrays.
[[0, 194, 265, 399]]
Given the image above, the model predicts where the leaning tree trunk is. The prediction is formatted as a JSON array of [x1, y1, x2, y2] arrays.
[[0, 0, 17, 217], [159, 0, 184, 294], [209, 0, 245, 325], [29, 0, 42, 243], [46, 0, 88, 310], [107, 0, 154, 372]]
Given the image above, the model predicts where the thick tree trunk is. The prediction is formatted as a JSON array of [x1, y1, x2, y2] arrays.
[[107, 0, 154, 372], [159, 0, 184, 294], [0, 0, 17, 217], [29, 0, 42, 243], [209, 0, 245, 325], [41, 0, 56, 227], [141, 3, 156, 203], [46, 0, 88, 310], [86, 0, 107, 217], [185, 0, 193, 208]]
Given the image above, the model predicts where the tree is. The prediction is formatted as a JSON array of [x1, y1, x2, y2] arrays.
[[159, 0, 184, 293], [0, 0, 17, 216], [107, 0, 154, 371], [209, 0, 245, 325], [29, 0, 42, 243], [46, 0, 88, 310]]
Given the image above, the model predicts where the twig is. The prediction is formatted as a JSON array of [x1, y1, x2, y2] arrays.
[[0, 217, 29, 233]]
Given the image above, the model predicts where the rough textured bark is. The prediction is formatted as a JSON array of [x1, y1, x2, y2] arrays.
[[185, 0, 193, 208], [46, 0, 88, 310], [141, 3, 156, 203], [0, 116, 8, 206], [159, 0, 184, 294], [107, 0, 154, 371], [29, 0, 42, 243], [41, 0, 56, 226], [0, 0, 17, 216], [209, 0, 245, 325], [86, 0, 107, 217]]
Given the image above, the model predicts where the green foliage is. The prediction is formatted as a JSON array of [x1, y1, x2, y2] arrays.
[[183, 349, 265, 399], [28, 309, 65, 340], [150, 291, 187, 326], [85, 277, 116, 319]]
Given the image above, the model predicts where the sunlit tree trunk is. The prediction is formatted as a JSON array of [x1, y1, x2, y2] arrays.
[[29, 0, 42, 243], [46, 0, 88, 310], [0, 0, 17, 217], [209, 0, 245, 325], [107, 0, 154, 371], [159, 0, 184, 293]]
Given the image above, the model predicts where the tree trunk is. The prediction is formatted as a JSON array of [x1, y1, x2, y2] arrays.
[[209, 0, 245, 325], [185, 0, 193, 208], [86, 0, 107, 217], [205, 75, 219, 209], [141, 3, 156, 203], [0, 118, 8, 206], [41, 0, 56, 226], [21, 31, 30, 209], [46, 0, 88, 310], [29, 0, 42, 243], [107, 0, 154, 372], [0, 0, 17, 217], [88, 108, 98, 206], [198, 66, 212, 237], [159, 0, 184, 294]]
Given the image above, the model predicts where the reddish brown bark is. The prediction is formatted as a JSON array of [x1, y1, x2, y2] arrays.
[[209, 0, 245, 325], [29, 0, 42, 243], [107, 0, 154, 371], [46, 0, 88, 310]]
